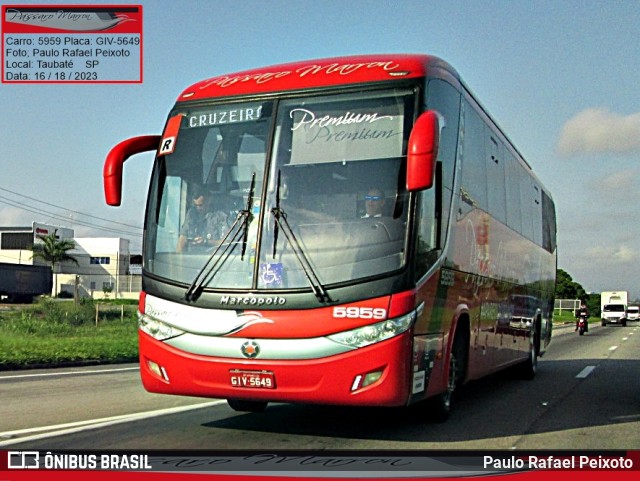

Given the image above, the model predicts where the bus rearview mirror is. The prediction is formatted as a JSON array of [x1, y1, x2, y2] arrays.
[[104, 135, 161, 206], [406, 110, 439, 191]]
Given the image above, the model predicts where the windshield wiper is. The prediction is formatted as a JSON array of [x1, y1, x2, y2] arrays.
[[184, 173, 256, 302], [271, 171, 331, 303], [240, 173, 256, 259]]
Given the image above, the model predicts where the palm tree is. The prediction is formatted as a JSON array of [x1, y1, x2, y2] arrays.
[[31, 231, 79, 296]]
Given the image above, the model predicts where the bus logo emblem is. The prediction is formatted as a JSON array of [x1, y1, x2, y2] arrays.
[[241, 341, 260, 358]]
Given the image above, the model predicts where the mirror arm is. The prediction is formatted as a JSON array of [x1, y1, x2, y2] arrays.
[[103, 135, 160, 206]]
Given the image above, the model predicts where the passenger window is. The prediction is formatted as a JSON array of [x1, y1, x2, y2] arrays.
[[504, 150, 522, 233], [415, 80, 461, 280], [519, 169, 535, 241], [542, 190, 556, 252], [461, 105, 487, 211], [486, 136, 506, 224], [425, 79, 461, 249]]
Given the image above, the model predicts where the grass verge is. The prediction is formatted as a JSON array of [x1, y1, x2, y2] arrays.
[[0, 298, 138, 370], [0, 298, 579, 371], [553, 309, 580, 324]]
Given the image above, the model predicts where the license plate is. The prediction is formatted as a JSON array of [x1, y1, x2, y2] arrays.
[[229, 370, 276, 389]]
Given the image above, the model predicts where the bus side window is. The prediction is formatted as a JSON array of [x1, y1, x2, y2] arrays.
[[486, 136, 506, 224], [541, 190, 556, 253], [505, 149, 522, 233], [425, 79, 461, 247], [460, 104, 488, 212], [415, 80, 462, 280]]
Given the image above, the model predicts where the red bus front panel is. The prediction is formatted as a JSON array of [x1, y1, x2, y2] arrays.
[[139, 329, 413, 407]]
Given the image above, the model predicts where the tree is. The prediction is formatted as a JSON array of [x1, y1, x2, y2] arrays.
[[31, 231, 79, 296], [555, 269, 586, 300]]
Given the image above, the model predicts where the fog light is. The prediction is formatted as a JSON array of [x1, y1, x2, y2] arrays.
[[147, 360, 170, 382], [351, 369, 385, 391], [363, 371, 383, 387]]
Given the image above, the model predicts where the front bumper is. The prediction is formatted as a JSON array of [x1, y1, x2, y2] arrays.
[[138, 329, 414, 407]]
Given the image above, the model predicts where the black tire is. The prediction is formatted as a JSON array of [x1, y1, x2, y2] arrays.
[[227, 399, 268, 412], [430, 332, 467, 422], [515, 322, 540, 380]]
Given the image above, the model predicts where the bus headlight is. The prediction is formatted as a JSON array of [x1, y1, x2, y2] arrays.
[[138, 312, 185, 341], [327, 311, 415, 348]]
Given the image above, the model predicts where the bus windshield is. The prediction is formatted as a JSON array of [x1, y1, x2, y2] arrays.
[[144, 88, 416, 292]]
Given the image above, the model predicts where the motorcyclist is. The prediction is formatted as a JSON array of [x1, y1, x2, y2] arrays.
[[575, 301, 589, 332]]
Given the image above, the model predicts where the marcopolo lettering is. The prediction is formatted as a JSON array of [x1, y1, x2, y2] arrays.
[[220, 295, 286, 306]]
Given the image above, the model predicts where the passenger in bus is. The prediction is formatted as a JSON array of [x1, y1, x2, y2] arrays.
[[361, 188, 386, 218], [176, 188, 229, 253]]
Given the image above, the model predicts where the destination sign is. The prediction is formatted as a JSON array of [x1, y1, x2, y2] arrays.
[[186, 104, 264, 128]]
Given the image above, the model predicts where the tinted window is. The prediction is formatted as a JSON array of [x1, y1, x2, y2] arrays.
[[486, 135, 506, 224], [504, 150, 522, 233], [541, 190, 556, 252], [460, 103, 487, 210], [415, 80, 461, 279]]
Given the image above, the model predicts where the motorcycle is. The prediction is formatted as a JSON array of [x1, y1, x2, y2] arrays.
[[577, 316, 588, 335]]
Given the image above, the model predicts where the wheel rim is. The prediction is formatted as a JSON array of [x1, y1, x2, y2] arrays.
[[443, 353, 457, 409], [530, 342, 537, 371]]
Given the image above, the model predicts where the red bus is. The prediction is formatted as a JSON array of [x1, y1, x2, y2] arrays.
[[104, 54, 556, 420]]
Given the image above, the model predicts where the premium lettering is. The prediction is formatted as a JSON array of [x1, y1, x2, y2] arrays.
[[290, 108, 393, 130]]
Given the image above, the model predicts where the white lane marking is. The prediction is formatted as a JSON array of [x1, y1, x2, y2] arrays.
[[576, 366, 596, 379], [0, 400, 226, 446], [0, 366, 139, 381]]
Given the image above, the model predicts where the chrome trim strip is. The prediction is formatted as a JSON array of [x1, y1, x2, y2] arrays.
[[165, 334, 354, 360], [144, 294, 275, 336]]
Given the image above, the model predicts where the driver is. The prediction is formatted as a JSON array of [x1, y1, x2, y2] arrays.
[[361, 188, 386, 218], [177, 188, 229, 252]]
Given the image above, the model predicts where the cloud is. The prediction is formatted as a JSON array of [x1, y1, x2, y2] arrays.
[[0, 206, 34, 226], [557, 108, 640, 156], [584, 244, 638, 264], [598, 168, 637, 193]]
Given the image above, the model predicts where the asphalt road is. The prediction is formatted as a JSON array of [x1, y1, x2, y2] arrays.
[[1, 321, 639, 450]]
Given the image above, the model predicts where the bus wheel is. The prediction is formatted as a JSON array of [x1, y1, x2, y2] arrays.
[[227, 399, 268, 413], [430, 334, 466, 422], [515, 325, 539, 380]]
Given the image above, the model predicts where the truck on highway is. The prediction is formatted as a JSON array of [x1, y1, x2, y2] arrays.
[[626, 305, 639, 321], [0, 262, 52, 303], [601, 290, 628, 327]]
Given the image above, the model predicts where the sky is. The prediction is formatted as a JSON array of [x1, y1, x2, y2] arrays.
[[1, 0, 639, 298]]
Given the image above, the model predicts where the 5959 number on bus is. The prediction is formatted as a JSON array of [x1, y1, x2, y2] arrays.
[[333, 307, 387, 319]]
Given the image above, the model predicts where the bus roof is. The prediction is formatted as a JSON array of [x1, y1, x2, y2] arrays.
[[177, 54, 458, 102]]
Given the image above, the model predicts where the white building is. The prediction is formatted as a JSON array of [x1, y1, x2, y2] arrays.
[[58, 237, 139, 299], [0, 222, 140, 299], [0, 222, 74, 266]]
